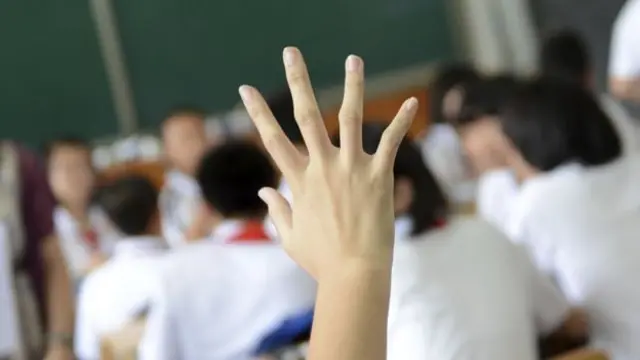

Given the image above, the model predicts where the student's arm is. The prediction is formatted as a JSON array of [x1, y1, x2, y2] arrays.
[[609, 3, 640, 102], [242, 48, 417, 360], [310, 260, 393, 360]]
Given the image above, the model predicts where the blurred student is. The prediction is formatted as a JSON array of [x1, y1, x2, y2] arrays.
[[0, 141, 74, 359], [139, 141, 316, 360], [74, 176, 166, 360], [447, 76, 521, 231], [541, 29, 640, 154], [501, 79, 640, 359], [159, 106, 211, 246], [609, 0, 640, 102], [46, 138, 118, 281], [345, 123, 585, 360], [418, 64, 480, 204]]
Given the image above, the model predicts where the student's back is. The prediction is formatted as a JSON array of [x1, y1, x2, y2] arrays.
[[388, 217, 568, 360], [140, 141, 316, 360], [144, 241, 315, 360], [509, 157, 640, 359]]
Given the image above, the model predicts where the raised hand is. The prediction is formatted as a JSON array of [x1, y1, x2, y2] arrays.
[[239, 47, 417, 280]]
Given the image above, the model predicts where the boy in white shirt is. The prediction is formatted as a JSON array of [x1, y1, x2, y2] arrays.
[[540, 29, 640, 155], [159, 106, 211, 247], [74, 175, 167, 360], [609, 0, 640, 102], [46, 137, 118, 282], [139, 141, 316, 360]]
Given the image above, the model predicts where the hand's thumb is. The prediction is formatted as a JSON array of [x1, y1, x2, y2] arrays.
[[258, 187, 292, 241]]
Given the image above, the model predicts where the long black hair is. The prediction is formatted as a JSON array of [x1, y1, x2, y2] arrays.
[[500, 78, 621, 171], [337, 123, 449, 236]]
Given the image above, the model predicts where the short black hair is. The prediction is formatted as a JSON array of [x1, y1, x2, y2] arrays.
[[501, 78, 621, 171], [266, 89, 304, 145], [95, 175, 159, 236], [429, 63, 480, 124], [196, 140, 277, 218], [540, 29, 591, 86], [335, 122, 448, 236], [44, 136, 92, 163], [453, 75, 521, 127]]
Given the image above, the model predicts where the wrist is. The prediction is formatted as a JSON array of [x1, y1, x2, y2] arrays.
[[47, 332, 73, 351]]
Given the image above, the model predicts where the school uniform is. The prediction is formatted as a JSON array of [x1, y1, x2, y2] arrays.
[[508, 157, 640, 359], [609, 0, 640, 80], [418, 124, 477, 204], [139, 220, 317, 360], [74, 236, 166, 360], [476, 168, 519, 234], [54, 206, 119, 281], [600, 94, 640, 155], [387, 216, 570, 360], [159, 170, 201, 247]]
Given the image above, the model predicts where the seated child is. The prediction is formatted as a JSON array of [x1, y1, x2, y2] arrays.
[[46, 137, 119, 281], [139, 141, 316, 360], [159, 106, 211, 246], [74, 175, 167, 360], [353, 123, 587, 360]]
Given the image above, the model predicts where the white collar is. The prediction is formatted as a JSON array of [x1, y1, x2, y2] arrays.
[[113, 237, 166, 258], [211, 220, 245, 243]]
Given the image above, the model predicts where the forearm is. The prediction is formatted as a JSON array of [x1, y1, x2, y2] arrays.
[[43, 236, 74, 335], [308, 258, 393, 360]]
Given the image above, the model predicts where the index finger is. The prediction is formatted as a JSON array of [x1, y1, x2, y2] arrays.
[[283, 47, 332, 156], [239, 85, 304, 177]]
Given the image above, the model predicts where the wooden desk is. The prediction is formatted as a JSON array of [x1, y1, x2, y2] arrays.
[[100, 318, 146, 360]]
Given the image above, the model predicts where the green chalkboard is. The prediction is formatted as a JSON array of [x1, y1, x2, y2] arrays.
[[0, 1, 118, 148], [113, 0, 455, 129]]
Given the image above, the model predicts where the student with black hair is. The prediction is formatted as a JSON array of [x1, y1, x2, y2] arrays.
[[139, 141, 316, 360], [499, 78, 640, 359], [417, 64, 480, 205], [74, 176, 167, 360], [46, 137, 119, 281], [159, 106, 212, 247], [540, 29, 640, 154], [352, 123, 585, 360], [445, 75, 522, 231]]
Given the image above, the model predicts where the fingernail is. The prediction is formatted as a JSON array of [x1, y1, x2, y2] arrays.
[[238, 85, 252, 102], [283, 47, 297, 67], [257, 188, 269, 202], [405, 97, 418, 110], [346, 55, 361, 72]]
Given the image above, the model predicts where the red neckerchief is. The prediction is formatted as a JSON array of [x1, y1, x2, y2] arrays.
[[83, 228, 100, 250], [228, 221, 271, 243], [433, 218, 447, 229]]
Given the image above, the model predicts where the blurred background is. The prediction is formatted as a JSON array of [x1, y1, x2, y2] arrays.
[[0, 0, 629, 152]]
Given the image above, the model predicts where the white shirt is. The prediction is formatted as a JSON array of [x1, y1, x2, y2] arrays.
[[600, 93, 640, 155], [54, 206, 119, 280], [419, 124, 477, 204], [139, 220, 317, 360], [159, 170, 201, 248], [387, 216, 569, 360], [476, 168, 519, 234], [74, 237, 166, 360], [610, 0, 640, 79], [509, 158, 640, 359]]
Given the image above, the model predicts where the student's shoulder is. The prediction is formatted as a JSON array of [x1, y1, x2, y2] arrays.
[[616, 0, 640, 27]]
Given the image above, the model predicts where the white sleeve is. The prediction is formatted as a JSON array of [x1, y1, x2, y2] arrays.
[[159, 189, 186, 248], [516, 246, 570, 335], [610, 3, 640, 78], [138, 276, 179, 360], [74, 280, 100, 360]]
